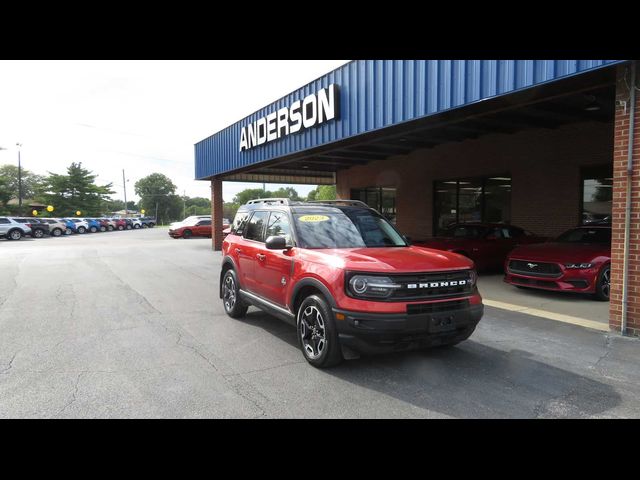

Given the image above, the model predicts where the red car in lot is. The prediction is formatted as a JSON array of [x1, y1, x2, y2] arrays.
[[504, 226, 611, 300], [169, 219, 231, 239], [220, 199, 483, 368], [414, 223, 546, 271]]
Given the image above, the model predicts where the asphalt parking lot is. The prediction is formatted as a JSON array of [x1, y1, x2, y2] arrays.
[[1, 229, 639, 418]]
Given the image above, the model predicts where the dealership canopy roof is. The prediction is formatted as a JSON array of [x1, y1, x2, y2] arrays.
[[194, 60, 626, 184]]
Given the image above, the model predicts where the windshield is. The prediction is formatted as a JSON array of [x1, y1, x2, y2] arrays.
[[293, 210, 407, 249], [556, 228, 611, 245], [443, 225, 488, 239]]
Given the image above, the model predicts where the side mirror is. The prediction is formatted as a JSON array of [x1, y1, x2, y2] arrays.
[[265, 235, 288, 250]]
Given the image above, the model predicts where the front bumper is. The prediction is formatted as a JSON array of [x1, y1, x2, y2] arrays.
[[168, 230, 181, 238], [504, 270, 596, 294], [332, 302, 483, 354]]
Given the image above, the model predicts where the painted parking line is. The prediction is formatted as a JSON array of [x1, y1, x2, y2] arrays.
[[482, 299, 610, 332]]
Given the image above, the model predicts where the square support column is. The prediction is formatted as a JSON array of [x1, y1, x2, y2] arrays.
[[611, 63, 640, 336], [211, 177, 223, 251]]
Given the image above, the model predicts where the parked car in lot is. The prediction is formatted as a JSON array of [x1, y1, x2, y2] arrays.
[[170, 215, 210, 230], [0, 217, 32, 240], [102, 218, 117, 231], [113, 218, 127, 231], [220, 199, 483, 368], [12, 218, 49, 238], [61, 218, 78, 234], [169, 218, 212, 239], [504, 225, 611, 301], [69, 218, 89, 234], [414, 223, 547, 271], [140, 217, 156, 228], [79, 218, 101, 233], [41, 218, 68, 237]]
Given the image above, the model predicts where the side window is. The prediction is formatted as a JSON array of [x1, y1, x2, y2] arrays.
[[0, 218, 9, 224], [197, 220, 211, 226], [265, 211, 292, 244], [232, 211, 249, 235], [243, 211, 269, 242]]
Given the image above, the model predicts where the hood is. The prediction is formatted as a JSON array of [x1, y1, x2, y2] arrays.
[[414, 237, 470, 250], [299, 245, 473, 273], [510, 242, 610, 263]]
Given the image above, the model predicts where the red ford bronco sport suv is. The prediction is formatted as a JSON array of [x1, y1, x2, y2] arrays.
[[220, 199, 483, 368]]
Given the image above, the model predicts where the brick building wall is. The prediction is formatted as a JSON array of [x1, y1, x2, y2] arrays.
[[611, 65, 640, 336], [211, 178, 223, 251], [337, 120, 613, 241]]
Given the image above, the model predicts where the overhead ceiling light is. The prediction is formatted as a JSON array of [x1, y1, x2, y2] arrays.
[[398, 138, 407, 142], [584, 94, 600, 112], [302, 165, 309, 169], [489, 177, 511, 181]]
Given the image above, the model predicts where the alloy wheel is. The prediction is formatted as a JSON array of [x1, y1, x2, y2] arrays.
[[299, 305, 326, 359], [9, 230, 22, 240], [601, 268, 610, 299], [222, 274, 236, 311]]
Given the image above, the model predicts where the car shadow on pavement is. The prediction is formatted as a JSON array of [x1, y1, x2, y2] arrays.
[[241, 310, 621, 418]]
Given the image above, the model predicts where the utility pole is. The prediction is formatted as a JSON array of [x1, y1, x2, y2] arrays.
[[16, 143, 22, 215], [122, 169, 128, 216]]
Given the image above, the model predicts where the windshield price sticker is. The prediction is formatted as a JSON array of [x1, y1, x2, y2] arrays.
[[298, 215, 330, 222]]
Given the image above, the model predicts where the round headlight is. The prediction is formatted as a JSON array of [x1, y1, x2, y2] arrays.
[[351, 277, 368, 294]]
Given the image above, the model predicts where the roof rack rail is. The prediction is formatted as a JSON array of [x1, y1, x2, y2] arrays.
[[306, 199, 371, 208], [246, 198, 291, 205]]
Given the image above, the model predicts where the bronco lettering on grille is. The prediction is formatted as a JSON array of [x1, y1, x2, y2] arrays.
[[408, 280, 467, 289]]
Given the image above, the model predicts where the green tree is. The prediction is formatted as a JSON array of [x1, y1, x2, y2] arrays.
[[232, 186, 301, 205], [42, 162, 114, 216], [135, 173, 178, 222], [0, 164, 46, 208], [307, 185, 336, 201]]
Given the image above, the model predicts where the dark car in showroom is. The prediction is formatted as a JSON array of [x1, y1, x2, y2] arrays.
[[504, 225, 611, 301], [413, 223, 546, 271]]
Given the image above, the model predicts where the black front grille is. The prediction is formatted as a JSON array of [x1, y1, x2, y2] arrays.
[[508, 260, 561, 278], [389, 270, 474, 301], [511, 277, 558, 288], [407, 299, 469, 315]]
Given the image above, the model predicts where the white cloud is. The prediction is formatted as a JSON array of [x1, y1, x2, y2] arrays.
[[0, 60, 348, 202]]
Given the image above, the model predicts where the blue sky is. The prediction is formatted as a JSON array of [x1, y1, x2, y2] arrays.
[[0, 60, 348, 203]]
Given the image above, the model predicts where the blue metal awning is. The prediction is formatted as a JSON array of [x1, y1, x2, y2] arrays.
[[195, 60, 625, 180]]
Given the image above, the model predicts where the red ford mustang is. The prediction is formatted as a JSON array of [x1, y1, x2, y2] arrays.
[[414, 223, 546, 271], [504, 226, 611, 300], [169, 219, 230, 239]]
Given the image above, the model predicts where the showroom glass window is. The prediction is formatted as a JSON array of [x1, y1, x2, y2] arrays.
[[351, 187, 397, 223], [434, 175, 511, 234], [581, 165, 612, 225]]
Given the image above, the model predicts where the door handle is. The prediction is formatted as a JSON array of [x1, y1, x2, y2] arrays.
[[256, 254, 266, 261], [235, 248, 242, 254]]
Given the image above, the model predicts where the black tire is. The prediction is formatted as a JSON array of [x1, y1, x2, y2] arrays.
[[117, 225, 124, 231], [134, 224, 140, 229], [183, 229, 192, 239], [296, 294, 343, 368], [142, 223, 148, 228], [149, 223, 155, 228], [108, 225, 114, 231], [221, 269, 248, 318], [7, 229, 22, 240], [64, 228, 73, 235], [78, 226, 86, 234], [33, 229, 44, 238], [126, 225, 132, 230], [593, 265, 611, 301], [90, 226, 98, 233], [100, 226, 106, 232], [52, 228, 63, 237]]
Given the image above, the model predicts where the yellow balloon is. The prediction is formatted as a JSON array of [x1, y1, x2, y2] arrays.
[[47, 205, 54, 212], [32, 210, 38, 216], [141, 209, 145, 214], [76, 211, 81, 216]]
